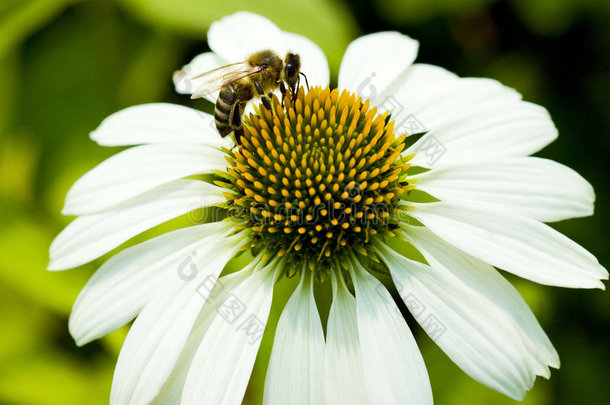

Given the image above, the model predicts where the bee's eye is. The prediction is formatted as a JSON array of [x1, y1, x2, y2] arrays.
[[285, 63, 297, 77]]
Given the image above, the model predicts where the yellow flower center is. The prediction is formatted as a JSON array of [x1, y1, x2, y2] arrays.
[[223, 86, 413, 278]]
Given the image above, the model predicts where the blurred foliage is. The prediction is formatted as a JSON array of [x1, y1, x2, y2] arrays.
[[0, 0, 80, 59], [0, 0, 608, 404]]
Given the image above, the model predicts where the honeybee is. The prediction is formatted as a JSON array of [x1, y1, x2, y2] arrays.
[[182, 50, 308, 145]]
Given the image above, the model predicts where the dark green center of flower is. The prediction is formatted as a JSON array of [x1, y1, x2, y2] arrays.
[[223, 86, 413, 277]]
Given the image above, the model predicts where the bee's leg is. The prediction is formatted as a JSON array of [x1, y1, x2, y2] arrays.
[[253, 80, 265, 96], [299, 72, 310, 91], [261, 97, 272, 110], [234, 127, 244, 146], [231, 103, 244, 146], [293, 76, 300, 101], [279, 82, 288, 108], [253, 80, 272, 110]]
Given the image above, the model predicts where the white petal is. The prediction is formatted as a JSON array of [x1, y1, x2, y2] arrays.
[[378, 227, 559, 400], [325, 271, 368, 405], [49, 180, 225, 270], [413, 157, 595, 222], [153, 270, 253, 404], [350, 259, 433, 405], [338, 32, 419, 101], [173, 52, 228, 102], [409, 102, 557, 168], [394, 74, 521, 141], [208, 12, 285, 63], [389, 64, 556, 167], [90, 103, 230, 148], [410, 202, 608, 288], [395, 67, 519, 117], [62, 142, 226, 215], [393, 62, 457, 87], [110, 234, 244, 405], [281, 32, 329, 88], [181, 266, 277, 405], [69, 221, 234, 345], [263, 271, 326, 405]]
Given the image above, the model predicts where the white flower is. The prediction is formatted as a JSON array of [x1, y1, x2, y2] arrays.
[[49, 11, 608, 405]]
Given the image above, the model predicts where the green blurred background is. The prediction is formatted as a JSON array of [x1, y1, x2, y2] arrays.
[[1, 0, 609, 404]]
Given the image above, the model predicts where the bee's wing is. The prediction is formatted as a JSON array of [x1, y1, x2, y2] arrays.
[[187, 62, 263, 99]]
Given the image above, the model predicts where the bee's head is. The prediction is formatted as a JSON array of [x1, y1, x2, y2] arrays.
[[247, 50, 283, 76], [283, 53, 301, 90]]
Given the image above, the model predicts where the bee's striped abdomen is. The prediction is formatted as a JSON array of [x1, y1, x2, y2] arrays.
[[215, 84, 237, 137]]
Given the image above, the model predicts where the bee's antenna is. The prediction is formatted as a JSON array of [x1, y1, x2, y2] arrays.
[[300, 72, 310, 90]]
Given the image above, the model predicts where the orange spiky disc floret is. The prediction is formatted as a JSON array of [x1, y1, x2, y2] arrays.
[[224, 86, 413, 275]]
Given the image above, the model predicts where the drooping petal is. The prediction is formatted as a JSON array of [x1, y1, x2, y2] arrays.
[[49, 180, 225, 270], [69, 221, 234, 345], [338, 32, 419, 102], [410, 202, 608, 288], [62, 143, 226, 215], [391, 64, 557, 167], [377, 226, 559, 400], [412, 157, 595, 222], [350, 258, 433, 405], [181, 263, 278, 405], [325, 271, 368, 405], [153, 270, 253, 405], [90, 103, 229, 148], [109, 233, 246, 405], [281, 31, 329, 88], [263, 271, 326, 405]]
